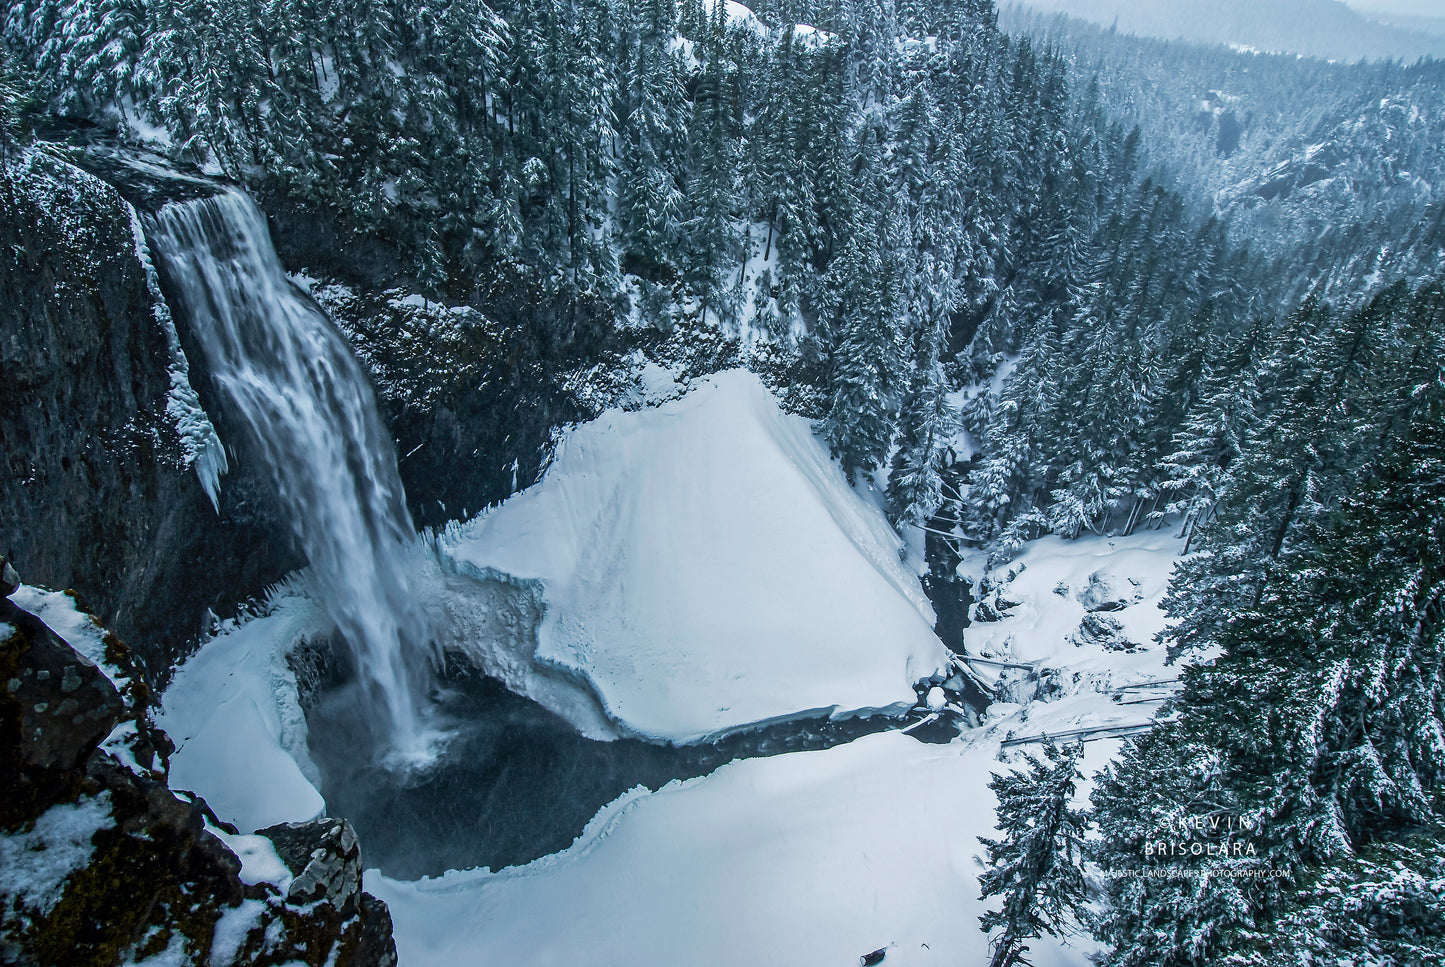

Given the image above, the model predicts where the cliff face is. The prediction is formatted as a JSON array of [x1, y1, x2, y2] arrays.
[[253, 183, 590, 529], [0, 149, 293, 678]]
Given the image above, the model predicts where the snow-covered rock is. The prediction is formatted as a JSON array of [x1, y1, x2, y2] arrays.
[[926, 686, 947, 711], [259, 818, 364, 910], [0, 794, 113, 917], [1070, 612, 1138, 652], [1076, 571, 1132, 612], [1, 592, 397, 967]]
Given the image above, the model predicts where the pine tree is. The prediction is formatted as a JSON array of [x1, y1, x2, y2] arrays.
[[0, 47, 29, 153], [617, 0, 685, 283], [684, 25, 742, 326], [1152, 327, 1261, 552], [979, 741, 1091, 967], [1161, 290, 1396, 658], [887, 334, 956, 525], [1092, 281, 1445, 967], [817, 165, 908, 483]]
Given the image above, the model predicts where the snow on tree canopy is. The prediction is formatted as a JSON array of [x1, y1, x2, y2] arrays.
[[442, 369, 949, 742]]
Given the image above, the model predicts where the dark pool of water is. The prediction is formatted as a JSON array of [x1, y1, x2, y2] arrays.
[[303, 652, 962, 880]]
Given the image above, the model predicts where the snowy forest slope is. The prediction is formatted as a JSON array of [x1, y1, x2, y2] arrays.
[[6, 0, 1266, 537], [1005, 6, 1445, 297]]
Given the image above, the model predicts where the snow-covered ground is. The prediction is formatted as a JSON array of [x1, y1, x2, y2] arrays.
[[154, 528, 1184, 967], [962, 534, 1178, 663], [441, 369, 949, 743], [152, 367, 1189, 967], [157, 593, 329, 831], [372, 731, 1118, 967], [957, 532, 1186, 742]]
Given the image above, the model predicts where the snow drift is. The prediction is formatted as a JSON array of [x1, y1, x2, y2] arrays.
[[442, 369, 949, 742]]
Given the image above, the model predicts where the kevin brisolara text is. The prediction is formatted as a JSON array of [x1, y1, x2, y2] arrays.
[[1145, 839, 1258, 858]]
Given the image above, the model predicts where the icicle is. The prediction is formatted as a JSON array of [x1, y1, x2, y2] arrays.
[[127, 203, 228, 511]]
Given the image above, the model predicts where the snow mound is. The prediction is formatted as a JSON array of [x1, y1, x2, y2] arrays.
[[157, 596, 328, 832], [443, 369, 948, 742]]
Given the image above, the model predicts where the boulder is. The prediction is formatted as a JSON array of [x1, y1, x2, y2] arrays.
[[259, 818, 364, 913], [1077, 571, 1130, 613], [1071, 612, 1140, 653], [353, 893, 400, 967], [1, 599, 124, 828]]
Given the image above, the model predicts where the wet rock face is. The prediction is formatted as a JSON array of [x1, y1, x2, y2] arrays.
[[0, 149, 295, 678], [0, 596, 397, 967], [1, 599, 121, 829], [306, 278, 586, 529], [253, 181, 594, 531]]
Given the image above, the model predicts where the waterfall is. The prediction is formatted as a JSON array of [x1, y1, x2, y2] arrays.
[[148, 189, 437, 757]]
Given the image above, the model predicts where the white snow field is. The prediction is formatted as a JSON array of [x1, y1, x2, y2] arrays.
[[961, 533, 1179, 669], [372, 730, 1115, 967], [153, 528, 1182, 967], [370, 530, 1182, 967], [440, 368, 949, 742]]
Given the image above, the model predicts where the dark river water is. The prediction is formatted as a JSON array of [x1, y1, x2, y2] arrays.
[[304, 651, 964, 880]]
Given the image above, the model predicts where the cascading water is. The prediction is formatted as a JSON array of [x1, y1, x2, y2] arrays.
[[148, 189, 438, 759]]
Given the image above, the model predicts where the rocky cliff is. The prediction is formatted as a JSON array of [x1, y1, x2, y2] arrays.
[[0, 147, 295, 679], [0, 564, 396, 966], [254, 184, 591, 529]]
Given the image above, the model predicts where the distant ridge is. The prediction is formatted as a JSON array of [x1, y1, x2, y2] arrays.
[[1373, 13, 1445, 40], [1008, 0, 1445, 62]]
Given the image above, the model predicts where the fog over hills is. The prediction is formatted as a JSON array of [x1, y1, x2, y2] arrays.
[[1012, 0, 1445, 61]]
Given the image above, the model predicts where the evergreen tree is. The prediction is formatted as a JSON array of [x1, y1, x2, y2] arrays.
[[1092, 281, 1445, 966], [685, 27, 742, 325], [0, 47, 30, 153], [817, 151, 907, 483], [617, 0, 685, 282], [979, 741, 1091, 967]]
